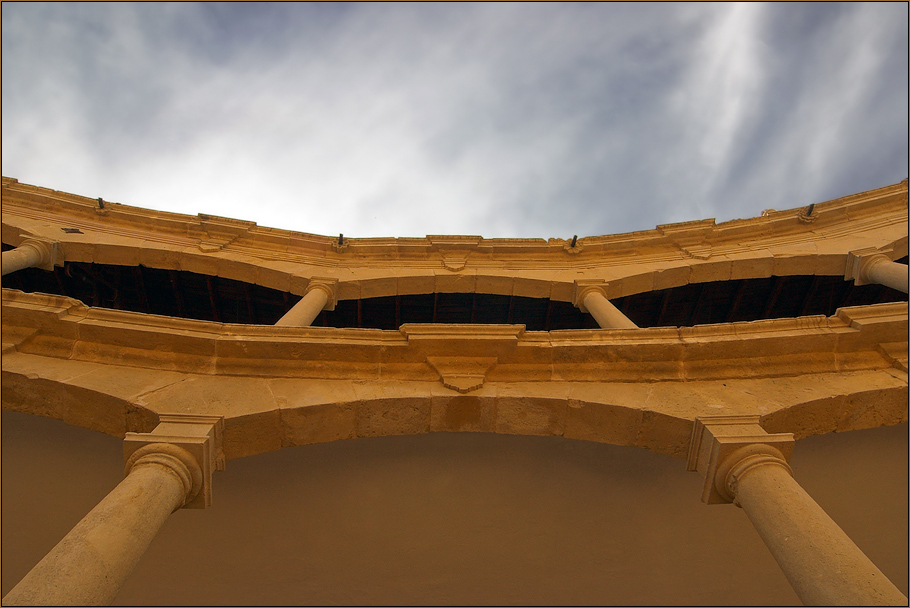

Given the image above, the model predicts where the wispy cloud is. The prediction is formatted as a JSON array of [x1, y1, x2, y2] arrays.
[[667, 3, 767, 218], [2, 3, 906, 239]]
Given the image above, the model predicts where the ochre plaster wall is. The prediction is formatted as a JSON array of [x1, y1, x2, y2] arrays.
[[2, 411, 906, 605]]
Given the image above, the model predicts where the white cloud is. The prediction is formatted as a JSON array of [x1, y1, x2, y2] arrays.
[[2, 3, 907, 239], [666, 3, 768, 219]]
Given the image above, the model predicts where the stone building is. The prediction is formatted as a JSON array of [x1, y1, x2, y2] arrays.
[[1, 176, 907, 605]]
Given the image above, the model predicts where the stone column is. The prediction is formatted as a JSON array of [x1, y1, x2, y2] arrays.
[[2, 415, 223, 607], [573, 281, 638, 329], [688, 416, 907, 606], [1, 238, 59, 276], [275, 278, 337, 327], [846, 251, 909, 294]]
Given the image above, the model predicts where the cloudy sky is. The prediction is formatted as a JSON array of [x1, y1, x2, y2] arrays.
[[2, 3, 907, 239]]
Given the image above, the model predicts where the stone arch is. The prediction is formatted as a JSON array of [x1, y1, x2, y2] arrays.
[[0, 370, 159, 438], [9, 228, 904, 315], [0, 368, 694, 464], [759, 385, 909, 440], [226, 393, 693, 463]]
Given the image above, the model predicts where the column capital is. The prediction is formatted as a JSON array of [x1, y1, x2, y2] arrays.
[[573, 279, 607, 310], [124, 414, 224, 509], [686, 415, 794, 504], [125, 443, 202, 509], [306, 277, 338, 311], [844, 249, 891, 285], [18, 237, 62, 271]]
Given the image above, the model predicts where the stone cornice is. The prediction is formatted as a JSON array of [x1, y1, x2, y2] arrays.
[[3, 177, 906, 274], [2, 288, 905, 384]]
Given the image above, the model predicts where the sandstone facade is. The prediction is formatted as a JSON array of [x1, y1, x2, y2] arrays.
[[1, 176, 907, 605]]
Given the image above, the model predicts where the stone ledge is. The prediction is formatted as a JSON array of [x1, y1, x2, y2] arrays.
[[3, 289, 905, 384]]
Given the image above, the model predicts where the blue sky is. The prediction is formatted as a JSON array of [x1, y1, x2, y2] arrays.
[[2, 3, 907, 239]]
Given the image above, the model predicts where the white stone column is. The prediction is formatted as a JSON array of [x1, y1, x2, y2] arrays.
[[688, 416, 908, 606], [1, 238, 59, 276], [275, 278, 337, 327], [573, 282, 638, 329], [846, 251, 909, 294], [2, 415, 223, 606]]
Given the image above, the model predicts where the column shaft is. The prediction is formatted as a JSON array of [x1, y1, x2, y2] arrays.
[[1, 245, 44, 276], [865, 259, 909, 294], [583, 291, 638, 329], [275, 288, 329, 327], [734, 459, 907, 606], [2, 460, 188, 606]]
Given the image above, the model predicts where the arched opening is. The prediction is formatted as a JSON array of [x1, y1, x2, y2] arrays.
[[2, 247, 906, 330], [613, 259, 908, 327]]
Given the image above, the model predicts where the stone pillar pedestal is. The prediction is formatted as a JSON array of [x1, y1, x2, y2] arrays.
[[688, 416, 907, 606], [2, 415, 223, 606], [573, 281, 638, 329], [1, 238, 59, 276], [846, 251, 909, 294], [275, 278, 338, 327]]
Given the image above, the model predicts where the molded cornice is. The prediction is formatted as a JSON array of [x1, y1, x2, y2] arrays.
[[3, 176, 907, 269], [2, 289, 905, 384]]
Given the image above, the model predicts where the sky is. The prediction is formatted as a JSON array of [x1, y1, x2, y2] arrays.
[[2, 3, 907, 239]]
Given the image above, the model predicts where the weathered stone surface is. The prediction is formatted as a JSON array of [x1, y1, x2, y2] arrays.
[[494, 396, 567, 437], [356, 397, 431, 437], [563, 400, 643, 446], [3, 175, 906, 606], [0, 176, 906, 460], [430, 395, 496, 433]]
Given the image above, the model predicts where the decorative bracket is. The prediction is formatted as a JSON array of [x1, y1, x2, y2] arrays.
[[193, 214, 255, 253], [679, 243, 713, 260], [442, 256, 468, 272], [426, 356, 498, 393]]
